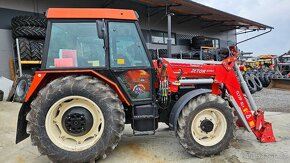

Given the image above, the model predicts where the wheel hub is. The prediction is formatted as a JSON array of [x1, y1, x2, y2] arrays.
[[200, 119, 214, 133], [62, 107, 93, 136]]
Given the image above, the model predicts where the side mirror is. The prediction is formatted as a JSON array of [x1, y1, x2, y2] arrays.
[[97, 19, 106, 39]]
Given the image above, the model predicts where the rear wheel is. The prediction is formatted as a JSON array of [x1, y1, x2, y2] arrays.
[[177, 94, 234, 156], [27, 76, 125, 162]]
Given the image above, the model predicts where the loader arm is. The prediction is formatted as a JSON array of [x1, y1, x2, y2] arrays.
[[155, 48, 276, 143]]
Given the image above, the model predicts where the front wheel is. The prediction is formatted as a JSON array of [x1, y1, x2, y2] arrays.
[[177, 94, 234, 156], [27, 76, 125, 162]]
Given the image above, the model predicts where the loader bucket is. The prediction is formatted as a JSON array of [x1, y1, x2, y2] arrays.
[[269, 79, 290, 90]]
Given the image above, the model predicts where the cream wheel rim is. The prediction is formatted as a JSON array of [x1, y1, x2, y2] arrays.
[[45, 96, 104, 151], [191, 108, 227, 146]]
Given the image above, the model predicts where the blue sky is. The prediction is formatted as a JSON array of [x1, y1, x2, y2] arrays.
[[194, 0, 290, 56]]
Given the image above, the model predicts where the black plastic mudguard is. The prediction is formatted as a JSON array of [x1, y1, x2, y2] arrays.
[[16, 102, 31, 144], [168, 89, 211, 130]]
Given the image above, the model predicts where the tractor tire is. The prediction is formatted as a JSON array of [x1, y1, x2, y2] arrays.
[[30, 40, 44, 60], [14, 74, 32, 103], [149, 49, 158, 60], [252, 75, 263, 91], [177, 94, 234, 157], [11, 16, 47, 28], [259, 73, 270, 87], [244, 74, 257, 94], [27, 76, 125, 163], [13, 26, 46, 39], [265, 74, 271, 85], [218, 48, 229, 60], [245, 71, 252, 76], [0, 90, 3, 101], [202, 51, 215, 60], [158, 49, 168, 58], [18, 37, 32, 60]]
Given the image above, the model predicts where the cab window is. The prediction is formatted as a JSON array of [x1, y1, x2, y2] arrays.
[[108, 22, 150, 68], [46, 22, 105, 68]]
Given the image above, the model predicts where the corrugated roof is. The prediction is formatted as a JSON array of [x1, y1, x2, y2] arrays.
[[134, 0, 273, 30]]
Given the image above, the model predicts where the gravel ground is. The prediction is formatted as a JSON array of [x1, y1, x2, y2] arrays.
[[253, 88, 290, 113], [0, 102, 289, 163], [0, 88, 289, 162]]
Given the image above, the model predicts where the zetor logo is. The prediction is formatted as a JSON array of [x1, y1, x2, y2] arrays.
[[191, 69, 206, 73], [191, 69, 214, 73]]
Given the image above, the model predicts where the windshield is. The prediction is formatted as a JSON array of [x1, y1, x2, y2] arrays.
[[108, 22, 150, 68], [46, 22, 106, 68]]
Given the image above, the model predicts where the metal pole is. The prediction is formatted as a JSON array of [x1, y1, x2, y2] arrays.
[[179, 79, 214, 84], [16, 38, 23, 77], [200, 47, 203, 60], [236, 28, 272, 45], [234, 62, 258, 111], [167, 12, 174, 58]]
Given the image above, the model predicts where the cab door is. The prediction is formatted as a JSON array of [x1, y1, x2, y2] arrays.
[[108, 21, 154, 104]]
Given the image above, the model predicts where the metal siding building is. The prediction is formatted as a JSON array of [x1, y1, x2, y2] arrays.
[[0, 0, 270, 79]]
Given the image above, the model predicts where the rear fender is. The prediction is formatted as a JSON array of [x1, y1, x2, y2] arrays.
[[168, 89, 211, 130], [16, 70, 130, 143], [24, 70, 130, 105]]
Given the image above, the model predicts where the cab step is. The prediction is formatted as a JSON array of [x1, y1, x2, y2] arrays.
[[131, 104, 158, 135]]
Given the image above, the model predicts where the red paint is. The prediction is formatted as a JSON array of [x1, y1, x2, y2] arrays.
[[25, 70, 130, 106], [46, 8, 138, 20], [154, 46, 275, 143], [24, 72, 46, 102]]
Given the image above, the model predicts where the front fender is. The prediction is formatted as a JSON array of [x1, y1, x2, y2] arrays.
[[168, 89, 211, 130]]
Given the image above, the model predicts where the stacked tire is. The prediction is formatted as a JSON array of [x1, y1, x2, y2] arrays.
[[12, 15, 47, 61], [258, 72, 271, 87], [11, 15, 47, 102], [242, 71, 265, 94]]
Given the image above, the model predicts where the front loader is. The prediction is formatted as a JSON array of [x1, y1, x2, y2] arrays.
[[16, 8, 275, 163]]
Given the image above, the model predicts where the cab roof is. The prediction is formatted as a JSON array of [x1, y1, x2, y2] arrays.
[[46, 8, 138, 20]]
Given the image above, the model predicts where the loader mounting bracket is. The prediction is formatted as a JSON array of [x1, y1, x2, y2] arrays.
[[254, 109, 276, 143]]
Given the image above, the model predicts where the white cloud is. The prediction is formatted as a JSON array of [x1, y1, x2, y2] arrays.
[[193, 0, 290, 56]]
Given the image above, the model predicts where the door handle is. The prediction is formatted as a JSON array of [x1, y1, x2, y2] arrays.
[[112, 69, 126, 72]]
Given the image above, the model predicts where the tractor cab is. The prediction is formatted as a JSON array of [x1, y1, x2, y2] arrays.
[[41, 8, 157, 134], [43, 8, 154, 104]]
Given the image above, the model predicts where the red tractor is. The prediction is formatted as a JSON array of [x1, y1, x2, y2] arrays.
[[16, 8, 276, 162]]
